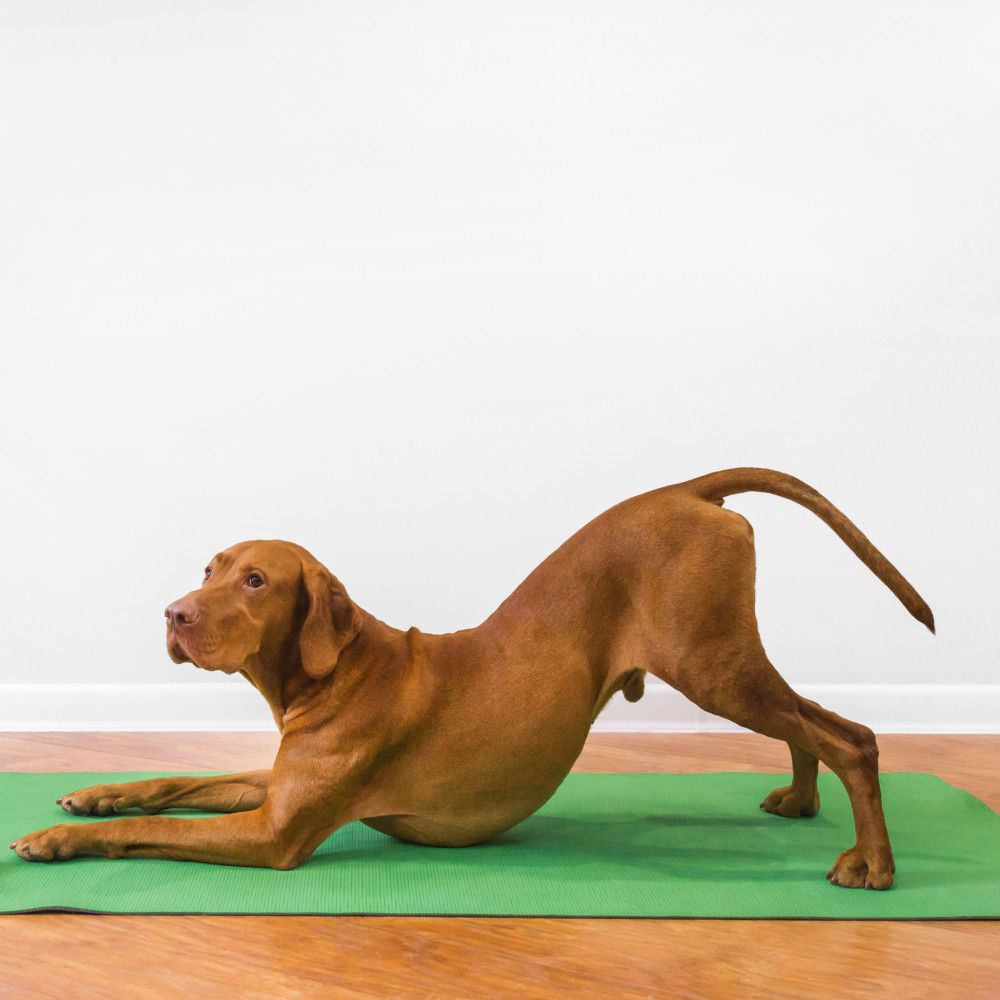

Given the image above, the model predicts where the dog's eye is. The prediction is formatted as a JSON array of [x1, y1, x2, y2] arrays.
[[247, 574, 263, 589], [204, 568, 212, 580]]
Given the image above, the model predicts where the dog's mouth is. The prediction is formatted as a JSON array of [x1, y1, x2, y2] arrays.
[[166, 629, 193, 665], [166, 624, 247, 674]]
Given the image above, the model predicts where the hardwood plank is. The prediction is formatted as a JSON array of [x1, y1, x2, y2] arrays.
[[1, 732, 997, 999], [0, 732, 279, 772], [576, 733, 1000, 810], [1, 913, 997, 1000]]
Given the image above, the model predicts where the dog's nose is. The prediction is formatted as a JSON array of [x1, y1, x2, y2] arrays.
[[165, 601, 199, 628]]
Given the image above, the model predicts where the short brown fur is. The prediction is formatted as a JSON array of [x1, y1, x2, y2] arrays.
[[11, 468, 933, 889]]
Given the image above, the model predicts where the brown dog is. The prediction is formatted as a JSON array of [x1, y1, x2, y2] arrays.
[[11, 468, 933, 889]]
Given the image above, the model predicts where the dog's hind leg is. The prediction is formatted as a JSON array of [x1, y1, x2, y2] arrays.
[[644, 508, 893, 887], [659, 644, 894, 889]]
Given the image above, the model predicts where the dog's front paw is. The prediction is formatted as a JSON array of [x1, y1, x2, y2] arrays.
[[9, 825, 82, 863], [826, 845, 895, 890], [58, 783, 137, 817]]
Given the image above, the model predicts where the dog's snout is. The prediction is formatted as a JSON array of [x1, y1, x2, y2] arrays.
[[165, 601, 199, 628]]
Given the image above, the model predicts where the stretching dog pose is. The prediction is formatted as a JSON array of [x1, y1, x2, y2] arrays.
[[11, 469, 933, 889]]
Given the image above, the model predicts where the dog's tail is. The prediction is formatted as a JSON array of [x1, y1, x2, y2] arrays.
[[679, 468, 935, 634]]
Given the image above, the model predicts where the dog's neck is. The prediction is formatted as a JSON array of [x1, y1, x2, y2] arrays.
[[238, 657, 295, 732], [241, 609, 408, 733], [238, 632, 316, 731]]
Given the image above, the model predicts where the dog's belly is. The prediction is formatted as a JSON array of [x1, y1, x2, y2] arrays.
[[362, 760, 573, 847], [362, 708, 593, 846], [363, 807, 544, 848], [357, 630, 644, 847]]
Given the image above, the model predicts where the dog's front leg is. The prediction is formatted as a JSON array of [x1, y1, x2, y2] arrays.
[[56, 771, 271, 816], [10, 796, 336, 870]]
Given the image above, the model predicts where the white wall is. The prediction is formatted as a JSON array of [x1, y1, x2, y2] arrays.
[[2, 2, 997, 727]]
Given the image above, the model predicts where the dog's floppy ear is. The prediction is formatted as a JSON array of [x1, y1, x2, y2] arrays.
[[298, 563, 363, 680]]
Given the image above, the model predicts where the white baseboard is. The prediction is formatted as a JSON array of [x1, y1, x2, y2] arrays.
[[0, 683, 274, 733], [591, 679, 1000, 735], [0, 680, 998, 734]]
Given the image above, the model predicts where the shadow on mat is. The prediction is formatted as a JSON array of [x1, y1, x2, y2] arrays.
[[308, 809, 842, 884]]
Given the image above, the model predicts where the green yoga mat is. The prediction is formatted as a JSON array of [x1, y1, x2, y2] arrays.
[[2, 771, 998, 918]]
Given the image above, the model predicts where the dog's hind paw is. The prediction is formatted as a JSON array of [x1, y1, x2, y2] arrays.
[[826, 845, 895, 890], [760, 784, 820, 818]]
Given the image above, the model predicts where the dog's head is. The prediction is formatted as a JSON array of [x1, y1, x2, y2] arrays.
[[165, 540, 361, 679]]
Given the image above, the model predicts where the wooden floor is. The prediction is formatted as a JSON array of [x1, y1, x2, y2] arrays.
[[1, 732, 997, 999]]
